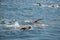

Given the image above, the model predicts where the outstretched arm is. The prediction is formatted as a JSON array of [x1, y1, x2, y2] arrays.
[[33, 19, 43, 23]]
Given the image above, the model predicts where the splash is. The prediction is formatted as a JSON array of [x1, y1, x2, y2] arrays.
[[48, 4, 60, 8], [33, 3, 60, 8], [33, 3, 47, 7], [33, 23, 49, 29], [0, 19, 21, 31], [24, 20, 31, 23], [13, 21, 20, 27]]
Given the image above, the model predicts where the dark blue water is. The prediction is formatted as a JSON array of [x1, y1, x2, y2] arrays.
[[0, 0, 60, 40]]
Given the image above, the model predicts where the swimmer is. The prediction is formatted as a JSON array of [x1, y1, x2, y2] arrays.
[[37, 3, 41, 6], [24, 18, 42, 23], [33, 3, 42, 6], [48, 4, 59, 8], [19, 26, 31, 31], [33, 19, 43, 23], [24, 18, 43, 25]]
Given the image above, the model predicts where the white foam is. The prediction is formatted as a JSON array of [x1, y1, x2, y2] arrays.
[[41, 4, 47, 7], [14, 21, 20, 27], [33, 3, 60, 8], [33, 24, 48, 28], [48, 4, 59, 8], [5, 21, 20, 28], [40, 24, 48, 26], [24, 20, 31, 23]]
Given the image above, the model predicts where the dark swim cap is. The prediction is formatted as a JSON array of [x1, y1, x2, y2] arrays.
[[28, 26, 31, 29]]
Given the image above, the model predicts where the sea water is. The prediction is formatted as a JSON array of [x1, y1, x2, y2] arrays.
[[0, 0, 60, 40]]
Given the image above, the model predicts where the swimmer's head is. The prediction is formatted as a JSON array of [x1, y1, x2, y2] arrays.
[[37, 3, 41, 6], [28, 26, 31, 29]]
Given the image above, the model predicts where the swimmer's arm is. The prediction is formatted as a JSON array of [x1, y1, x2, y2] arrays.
[[33, 19, 43, 23]]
